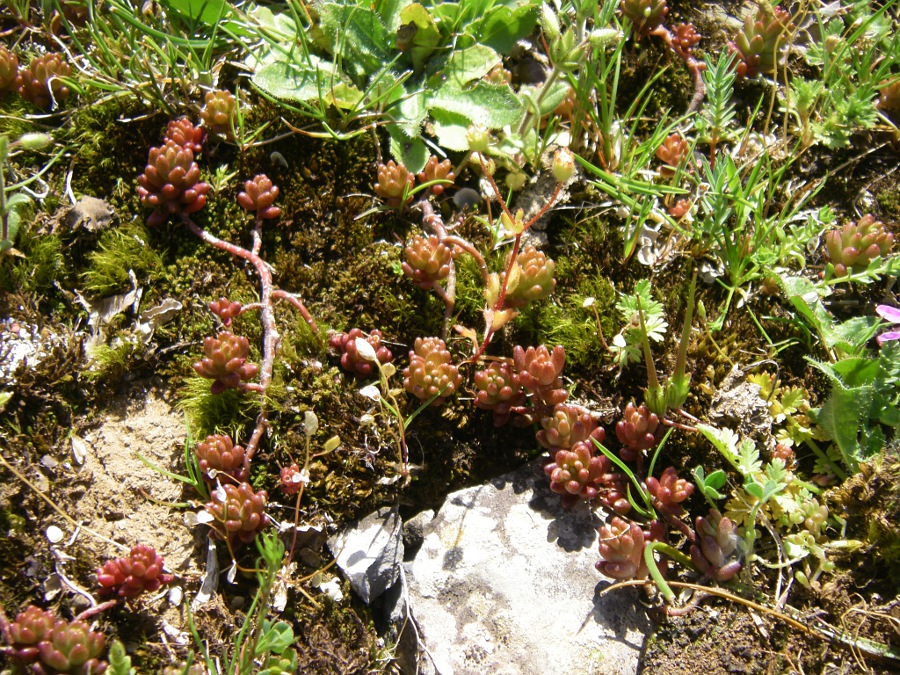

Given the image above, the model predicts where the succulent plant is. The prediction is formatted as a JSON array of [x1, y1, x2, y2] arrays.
[[97, 544, 174, 600], [280, 463, 306, 496], [402, 234, 453, 289], [38, 619, 108, 675], [645, 466, 694, 515], [728, 5, 793, 78], [205, 481, 269, 545], [16, 52, 72, 109], [195, 434, 250, 483], [8, 605, 57, 663], [162, 663, 207, 675], [512, 344, 568, 407], [238, 174, 281, 220], [417, 156, 456, 195], [0, 46, 19, 93], [595, 517, 647, 579], [615, 401, 660, 460], [472, 361, 525, 426], [671, 22, 701, 58], [619, 0, 668, 38], [403, 337, 462, 406], [503, 245, 556, 308], [200, 89, 237, 138], [544, 440, 611, 508], [165, 117, 205, 154], [209, 297, 242, 327], [690, 508, 742, 581], [655, 133, 690, 176], [137, 140, 210, 227], [825, 214, 894, 277], [374, 160, 415, 208], [193, 330, 259, 394], [596, 474, 633, 516], [537, 403, 605, 451], [329, 328, 393, 379]]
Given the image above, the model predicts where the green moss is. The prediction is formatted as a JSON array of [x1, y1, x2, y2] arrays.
[[81, 222, 163, 296], [1, 228, 64, 295], [83, 336, 147, 384], [178, 377, 255, 439]]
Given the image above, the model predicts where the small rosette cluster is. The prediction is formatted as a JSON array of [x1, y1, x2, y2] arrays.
[[655, 134, 689, 176], [238, 174, 281, 220], [472, 361, 525, 426], [728, 5, 793, 78], [8, 605, 107, 674], [97, 544, 174, 600], [417, 156, 456, 195], [205, 482, 269, 545], [137, 139, 210, 226], [329, 328, 393, 379], [544, 439, 610, 508], [193, 331, 259, 394], [513, 344, 568, 407], [645, 466, 694, 515], [537, 403, 604, 451], [0, 46, 19, 94], [690, 508, 742, 581], [402, 235, 453, 289], [195, 434, 250, 483], [209, 297, 242, 326], [403, 337, 462, 406], [596, 517, 647, 579], [165, 117, 205, 154], [502, 245, 557, 308], [825, 214, 894, 278], [200, 90, 237, 138], [374, 160, 415, 208], [16, 53, 71, 109], [615, 401, 660, 460]]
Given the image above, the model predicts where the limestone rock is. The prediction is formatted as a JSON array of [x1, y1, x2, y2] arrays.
[[404, 460, 650, 674]]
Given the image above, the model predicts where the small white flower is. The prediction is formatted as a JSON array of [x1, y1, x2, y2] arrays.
[[582, 297, 595, 308], [303, 410, 319, 436]]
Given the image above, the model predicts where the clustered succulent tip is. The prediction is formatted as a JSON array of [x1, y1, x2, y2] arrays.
[[16, 52, 72, 109], [503, 245, 557, 308], [417, 156, 456, 195], [0, 46, 19, 93], [403, 337, 462, 406], [374, 160, 415, 207], [165, 117, 205, 154], [619, 0, 668, 38], [728, 5, 793, 78], [690, 508, 742, 581], [329, 328, 394, 379], [195, 434, 250, 483], [209, 297, 242, 326], [200, 89, 237, 138], [615, 401, 660, 459], [544, 440, 611, 508], [193, 330, 259, 394], [205, 482, 269, 545], [9, 605, 107, 674], [238, 174, 281, 219], [825, 214, 894, 277], [595, 517, 647, 579], [137, 140, 210, 226], [512, 344, 568, 407], [402, 234, 453, 289], [97, 544, 174, 600], [472, 361, 525, 426], [537, 403, 604, 451]]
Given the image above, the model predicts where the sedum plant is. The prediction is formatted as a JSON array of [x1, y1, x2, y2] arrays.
[[374, 160, 415, 208], [329, 328, 394, 379], [165, 117, 205, 154], [536, 403, 604, 451], [195, 434, 250, 483], [200, 89, 237, 138], [137, 140, 210, 227], [6, 606, 107, 674], [690, 508, 742, 581], [512, 344, 568, 408], [728, 5, 793, 79], [500, 245, 557, 309], [205, 482, 270, 546], [96, 545, 174, 600], [619, 0, 668, 38], [0, 46, 18, 93], [402, 337, 462, 406], [193, 331, 260, 394], [824, 214, 894, 278], [544, 440, 610, 508], [402, 234, 453, 289], [16, 52, 72, 109], [472, 361, 525, 427], [237, 174, 282, 220], [595, 517, 648, 580]]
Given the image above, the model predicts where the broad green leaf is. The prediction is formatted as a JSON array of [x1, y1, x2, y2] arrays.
[[443, 45, 501, 88], [830, 357, 880, 388], [470, 1, 541, 53], [252, 58, 340, 103], [318, 3, 392, 81], [430, 108, 474, 151], [160, 0, 233, 25], [823, 316, 880, 355], [388, 125, 428, 173], [256, 620, 294, 656], [692, 466, 727, 502], [398, 3, 443, 72], [812, 374, 873, 468], [428, 81, 523, 128]]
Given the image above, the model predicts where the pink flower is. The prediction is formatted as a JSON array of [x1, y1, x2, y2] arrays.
[[876, 304, 900, 346]]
